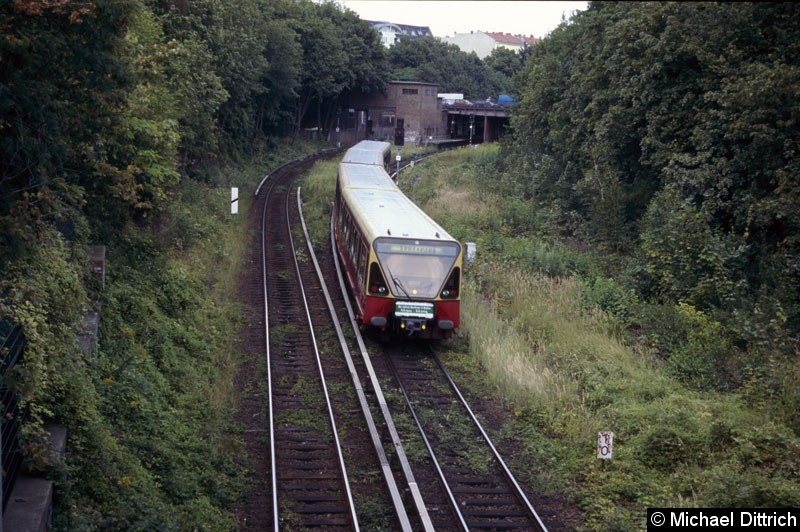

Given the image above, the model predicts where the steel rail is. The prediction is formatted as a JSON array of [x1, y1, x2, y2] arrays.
[[385, 354, 471, 531], [296, 188, 413, 531], [329, 206, 436, 532], [257, 167, 280, 531], [284, 186, 359, 530], [432, 350, 549, 531]]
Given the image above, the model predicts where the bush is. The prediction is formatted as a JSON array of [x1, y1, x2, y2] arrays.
[[701, 466, 800, 508], [633, 302, 736, 390], [639, 188, 744, 311], [580, 275, 639, 324]]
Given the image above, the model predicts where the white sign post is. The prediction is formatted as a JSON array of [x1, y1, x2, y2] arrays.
[[231, 187, 239, 214], [466, 242, 477, 264], [597, 431, 614, 460]]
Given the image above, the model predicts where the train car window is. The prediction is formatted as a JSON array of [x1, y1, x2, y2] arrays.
[[374, 238, 461, 299], [346, 211, 355, 246], [347, 213, 358, 259], [342, 211, 350, 244], [368, 263, 388, 295], [441, 268, 460, 299], [356, 241, 367, 287]]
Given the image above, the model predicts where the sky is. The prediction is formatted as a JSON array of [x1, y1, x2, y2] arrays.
[[340, 1, 589, 39]]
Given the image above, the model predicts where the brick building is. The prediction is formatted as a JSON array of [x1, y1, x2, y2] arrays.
[[337, 81, 447, 147]]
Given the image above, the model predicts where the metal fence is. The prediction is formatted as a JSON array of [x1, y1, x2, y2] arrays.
[[0, 319, 24, 511]]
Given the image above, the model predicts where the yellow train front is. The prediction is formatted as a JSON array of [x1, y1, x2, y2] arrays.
[[334, 141, 462, 339]]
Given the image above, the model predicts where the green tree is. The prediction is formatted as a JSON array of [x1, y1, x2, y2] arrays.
[[507, 1, 800, 342], [484, 47, 522, 95], [290, 1, 348, 136], [289, 0, 387, 137], [387, 36, 500, 99], [144, 0, 229, 167], [256, 3, 303, 136], [0, 0, 150, 262], [209, 0, 270, 154]]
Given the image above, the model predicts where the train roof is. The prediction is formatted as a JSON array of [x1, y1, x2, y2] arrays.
[[342, 140, 392, 165], [338, 161, 457, 244], [338, 162, 398, 191]]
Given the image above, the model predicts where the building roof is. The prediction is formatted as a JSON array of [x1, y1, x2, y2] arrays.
[[389, 80, 438, 87], [485, 32, 524, 46], [521, 35, 542, 46], [485, 31, 541, 47]]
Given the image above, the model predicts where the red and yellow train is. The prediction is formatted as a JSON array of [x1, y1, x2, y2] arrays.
[[333, 140, 463, 339]]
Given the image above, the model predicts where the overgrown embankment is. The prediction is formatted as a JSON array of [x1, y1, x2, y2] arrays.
[[1, 142, 322, 530]]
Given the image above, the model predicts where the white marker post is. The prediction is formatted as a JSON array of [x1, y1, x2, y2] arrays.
[[395, 153, 401, 179], [466, 242, 477, 264], [597, 431, 613, 460], [231, 187, 239, 214]]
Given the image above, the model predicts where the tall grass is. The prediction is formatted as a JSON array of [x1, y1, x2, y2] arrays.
[[298, 159, 339, 247], [461, 279, 574, 415]]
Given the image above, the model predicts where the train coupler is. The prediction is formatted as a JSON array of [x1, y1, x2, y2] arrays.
[[399, 318, 427, 335]]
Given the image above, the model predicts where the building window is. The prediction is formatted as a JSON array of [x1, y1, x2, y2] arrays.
[[402, 88, 418, 95]]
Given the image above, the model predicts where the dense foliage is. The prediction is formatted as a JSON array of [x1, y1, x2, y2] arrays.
[[504, 1, 800, 400], [1, 0, 387, 258], [387, 36, 522, 99], [0, 0, 384, 527]]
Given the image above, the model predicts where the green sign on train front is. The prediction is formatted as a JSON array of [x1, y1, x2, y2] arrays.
[[395, 301, 434, 319]]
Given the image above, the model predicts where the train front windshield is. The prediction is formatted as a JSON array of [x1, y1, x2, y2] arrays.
[[374, 238, 460, 299]]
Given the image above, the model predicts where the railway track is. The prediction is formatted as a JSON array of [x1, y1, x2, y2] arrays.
[[385, 347, 548, 531], [323, 187, 550, 531], [258, 154, 359, 529], [238, 149, 556, 530]]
